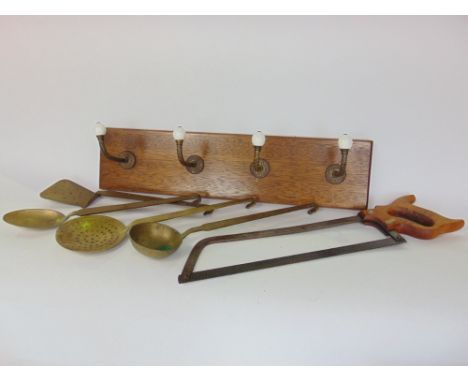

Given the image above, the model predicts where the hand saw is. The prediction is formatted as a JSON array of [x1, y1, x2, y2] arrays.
[[178, 195, 464, 283]]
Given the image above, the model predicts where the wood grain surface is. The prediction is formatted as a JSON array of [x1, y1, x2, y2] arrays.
[[360, 195, 465, 239], [99, 128, 373, 209]]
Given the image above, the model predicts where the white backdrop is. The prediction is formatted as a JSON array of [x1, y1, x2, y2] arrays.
[[0, 16, 467, 365]]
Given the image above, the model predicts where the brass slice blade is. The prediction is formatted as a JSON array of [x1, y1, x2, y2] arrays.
[[40, 179, 97, 208]]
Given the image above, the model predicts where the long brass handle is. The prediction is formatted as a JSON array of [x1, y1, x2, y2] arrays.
[[96, 190, 205, 209], [69, 194, 201, 217], [180, 203, 318, 239], [129, 198, 257, 228]]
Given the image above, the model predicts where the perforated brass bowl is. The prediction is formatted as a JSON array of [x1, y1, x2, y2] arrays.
[[56, 215, 127, 252]]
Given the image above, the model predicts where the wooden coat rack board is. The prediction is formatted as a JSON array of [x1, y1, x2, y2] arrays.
[[99, 128, 373, 209]]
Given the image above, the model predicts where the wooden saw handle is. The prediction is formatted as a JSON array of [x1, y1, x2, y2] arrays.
[[359, 195, 464, 239]]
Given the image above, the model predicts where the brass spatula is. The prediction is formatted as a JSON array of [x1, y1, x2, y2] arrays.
[[40, 179, 206, 210]]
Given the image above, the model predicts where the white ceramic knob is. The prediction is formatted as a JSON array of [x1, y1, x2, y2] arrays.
[[173, 126, 186, 141], [95, 121, 107, 136], [251, 131, 266, 147], [338, 133, 353, 150]]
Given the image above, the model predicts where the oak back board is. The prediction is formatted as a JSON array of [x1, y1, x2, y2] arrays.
[[99, 128, 373, 209]]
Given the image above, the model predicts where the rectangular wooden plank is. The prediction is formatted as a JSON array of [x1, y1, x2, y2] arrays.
[[99, 128, 372, 209]]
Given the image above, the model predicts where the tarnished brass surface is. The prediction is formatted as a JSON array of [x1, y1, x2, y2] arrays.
[[130, 223, 183, 258], [325, 163, 346, 184], [56, 215, 127, 252], [325, 149, 349, 184], [40, 179, 204, 209], [249, 158, 270, 179], [40, 179, 98, 208], [250, 146, 270, 179], [3, 194, 201, 230], [97, 135, 136, 169], [3, 209, 65, 229], [176, 140, 204, 174], [55, 198, 256, 253], [129, 198, 256, 228], [129, 203, 318, 258]]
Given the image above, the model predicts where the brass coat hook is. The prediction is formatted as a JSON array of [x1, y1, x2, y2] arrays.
[[250, 130, 270, 178], [96, 122, 136, 169], [173, 126, 204, 174], [325, 133, 353, 184]]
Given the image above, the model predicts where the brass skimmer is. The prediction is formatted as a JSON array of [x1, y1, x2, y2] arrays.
[[55, 198, 257, 252]]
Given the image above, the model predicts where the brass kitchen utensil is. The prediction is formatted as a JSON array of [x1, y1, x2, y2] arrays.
[[3, 194, 201, 230], [55, 198, 257, 252], [178, 195, 465, 283], [129, 203, 318, 258], [40, 179, 210, 211]]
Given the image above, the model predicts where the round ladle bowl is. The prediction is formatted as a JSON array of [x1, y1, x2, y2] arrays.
[[128, 203, 318, 259], [55, 198, 256, 252], [130, 222, 183, 257]]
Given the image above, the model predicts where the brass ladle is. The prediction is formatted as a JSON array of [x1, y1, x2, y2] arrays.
[[3, 194, 201, 230], [129, 203, 318, 258], [55, 198, 257, 252]]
